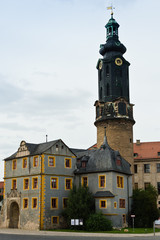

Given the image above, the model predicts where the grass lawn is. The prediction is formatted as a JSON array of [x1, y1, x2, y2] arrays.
[[49, 228, 160, 234]]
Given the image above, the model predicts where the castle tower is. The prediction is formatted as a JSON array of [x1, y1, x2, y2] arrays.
[[94, 11, 135, 172]]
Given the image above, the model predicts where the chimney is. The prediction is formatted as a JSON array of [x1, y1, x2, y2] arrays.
[[136, 139, 140, 145]]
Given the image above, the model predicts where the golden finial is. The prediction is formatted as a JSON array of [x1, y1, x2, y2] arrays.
[[107, 5, 115, 16]]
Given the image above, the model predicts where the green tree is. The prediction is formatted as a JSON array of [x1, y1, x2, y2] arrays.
[[62, 185, 95, 228], [132, 185, 159, 227]]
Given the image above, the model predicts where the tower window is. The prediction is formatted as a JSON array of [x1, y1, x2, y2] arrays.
[[106, 65, 109, 77], [99, 70, 102, 81], [100, 87, 102, 100], [118, 102, 126, 115], [107, 83, 110, 96], [96, 106, 100, 118]]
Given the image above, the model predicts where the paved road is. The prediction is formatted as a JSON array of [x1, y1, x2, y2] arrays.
[[0, 229, 160, 240], [0, 233, 160, 240]]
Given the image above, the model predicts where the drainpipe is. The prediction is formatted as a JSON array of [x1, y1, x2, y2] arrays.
[[127, 175, 130, 226], [40, 155, 42, 230]]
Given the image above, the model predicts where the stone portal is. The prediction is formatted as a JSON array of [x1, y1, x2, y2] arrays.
[[9, 201, 19, 228]]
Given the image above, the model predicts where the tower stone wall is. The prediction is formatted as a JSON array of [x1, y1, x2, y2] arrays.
[[96, 119, 134, 173]]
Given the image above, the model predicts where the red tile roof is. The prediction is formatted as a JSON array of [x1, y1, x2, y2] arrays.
[[88, 143, 97, 150], [134, 141, 160, 160], [0, 182, 4, 188]]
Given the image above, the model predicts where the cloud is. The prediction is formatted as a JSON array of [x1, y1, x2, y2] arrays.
[[0, 75, 92, 132]]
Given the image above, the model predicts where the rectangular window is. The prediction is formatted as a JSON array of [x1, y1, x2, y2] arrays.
[[99, 175, 106, 188], [144, 182, 150, 190], [99, 200, 107, 208], [51, 198, 58, 209], [12, 159, 17, 170], [119, 199, 125, 208], [48, 156, 55, 167], [134, 183, 138, 189], [117, 176, 124, 188], [63, 198, 68, 208], [33, 156, 39, 167], [65, 178, 72, 190], [32, 198, 38, 209], [24, 178, 29, 190], [12, 179, 17, 189], [65, 158, 71, 168], [144, 164, 150, 173], [51, 177, 58, 189], [134, 164, 137, 173], [22, 158, 27, 168], [157, 164, 160, 173], [51, 216, 59, 224], [114, 202, 117, 209], [23, 198, 28, 209], [32, 177, 38, 189], [157, 182, 160, 195], [82, 177, 88, 187]]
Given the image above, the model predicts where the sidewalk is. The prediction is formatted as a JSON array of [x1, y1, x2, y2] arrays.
[[0, 228, 160, 238]]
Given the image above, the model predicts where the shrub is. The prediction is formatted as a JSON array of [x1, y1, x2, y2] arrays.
[[85, 212, 112, 231]]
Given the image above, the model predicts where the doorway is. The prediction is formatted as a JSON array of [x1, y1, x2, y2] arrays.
[[9, 201, 19, 228]]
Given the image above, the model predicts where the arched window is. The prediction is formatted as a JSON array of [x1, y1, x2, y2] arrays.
[[120, 87, 123, 96], [99, 70, 102, 81], [107, 83, 110, 96], [100, 87, 102, 100], [109, 27, 112, 35], [106, 65, 109, 77]]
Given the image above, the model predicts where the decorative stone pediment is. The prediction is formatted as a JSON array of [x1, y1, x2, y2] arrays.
[[16, 140, 30, 157], [7, 189, 21, 198]]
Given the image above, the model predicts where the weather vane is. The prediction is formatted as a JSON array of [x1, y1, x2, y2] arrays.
[[107, 5, 115, 15]]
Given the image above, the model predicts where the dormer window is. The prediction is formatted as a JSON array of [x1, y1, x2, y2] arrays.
[[56, 145, 58, 152], [82, 162, 86, 168], [116, 159, 121, 166]]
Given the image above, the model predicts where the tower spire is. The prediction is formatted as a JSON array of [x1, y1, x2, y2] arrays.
[[94, 9, 135, 174], [107, 5, 115, 17]]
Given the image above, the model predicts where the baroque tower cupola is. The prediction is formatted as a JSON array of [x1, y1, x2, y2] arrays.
[[94, 9, 135, 172]]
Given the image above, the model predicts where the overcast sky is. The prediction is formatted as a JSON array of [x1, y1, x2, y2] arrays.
[[0, 0, 160, 180]]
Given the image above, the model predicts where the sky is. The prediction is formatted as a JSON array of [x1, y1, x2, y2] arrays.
[[0, 0, 160, 180]]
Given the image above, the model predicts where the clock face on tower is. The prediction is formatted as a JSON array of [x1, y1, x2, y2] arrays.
[[115, 58, 123, 66]]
